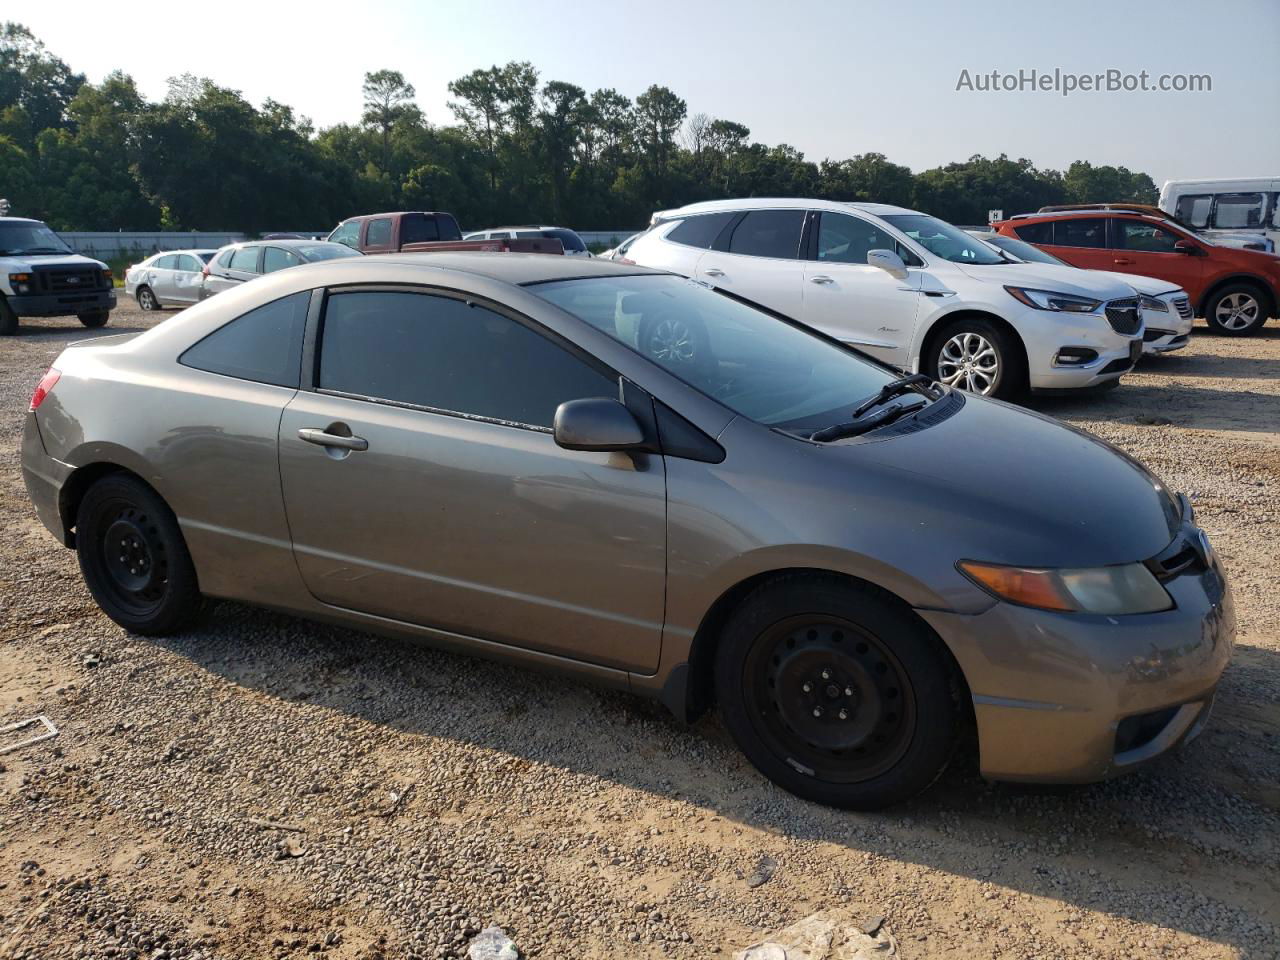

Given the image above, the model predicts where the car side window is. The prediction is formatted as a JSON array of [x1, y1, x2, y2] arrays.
[[1012, 221, 1053, 244], [816, 213, 901, 264], [179, 291, 309, 388], [365, 218, 394, 247], [666, 212, 736, 249], [215, 249, 236, 268], [400, 215, 439, 245], [1053, 218, 1107, 248], [1174, 194, 1212, 228], [317, 291, 618, 430], [1114, 221, 1182, 253], [176, 254, 200, 272], [329, 221, 361, 249], [1212, 193, 1265, 229], [262, 247, 303, 273], [229, 247, 260, 272], [727, 210, 804, 259], [155, 254, 179, 270]]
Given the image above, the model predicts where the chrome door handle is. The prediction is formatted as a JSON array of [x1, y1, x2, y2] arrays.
[[809, 275, 834, 284], [703, 267, 725, 277], [298, 427, 368, 451]]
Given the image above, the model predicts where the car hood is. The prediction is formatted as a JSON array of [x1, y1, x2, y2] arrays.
[[952, 261, 1137, 300], [1091, 270, 1181, 297], [4, 253, 107, 270], [839, 393, 1180, 568]]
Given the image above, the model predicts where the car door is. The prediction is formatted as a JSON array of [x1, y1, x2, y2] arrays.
[[277, 287, 668, 673], [800, 211, 923, 365], [1108, 219, 1206, 294], [695, 209, 807, 318], [171, 254, 204, 303], [149, 254, 180, 302], [1038, 217, 1112, 270], [207, 246, 262, 295]]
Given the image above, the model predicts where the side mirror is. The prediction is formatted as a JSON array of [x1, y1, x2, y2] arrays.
[[553, 398, 645, 452], [1173, 239, 1203, 256], [867, 248, 909, 280]]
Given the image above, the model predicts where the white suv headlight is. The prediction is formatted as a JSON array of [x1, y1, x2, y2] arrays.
[[1004, 286, 1103, 314]]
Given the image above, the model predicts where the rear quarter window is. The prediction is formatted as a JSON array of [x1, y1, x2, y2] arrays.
[[179, 292, 309, 388], [666, 213, 736, 249]]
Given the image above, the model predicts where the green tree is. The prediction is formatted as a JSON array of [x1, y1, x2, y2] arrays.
[[361, 69, 420, 170], [0, 23, 83, 145], [1062, 160, 1158, 206]]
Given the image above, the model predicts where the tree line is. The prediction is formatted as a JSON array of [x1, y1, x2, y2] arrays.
[[1, 23, 1159, 234]]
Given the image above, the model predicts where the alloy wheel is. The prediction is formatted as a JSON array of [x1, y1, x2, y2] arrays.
[[743, 616, 917, 783], [1216, 292, 1260, 331], [138, 288, 156, 310], [938, 332, 1000, 394]]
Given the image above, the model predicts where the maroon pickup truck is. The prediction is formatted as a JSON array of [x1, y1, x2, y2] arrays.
[[327, 211, 563, 255]]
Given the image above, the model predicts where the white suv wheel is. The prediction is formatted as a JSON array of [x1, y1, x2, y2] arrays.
[[938, 332, 1000, 395]]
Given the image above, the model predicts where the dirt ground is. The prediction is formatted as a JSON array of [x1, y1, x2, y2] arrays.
[[1, 300, 1277, 960]]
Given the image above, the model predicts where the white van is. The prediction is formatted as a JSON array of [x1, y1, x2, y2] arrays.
[[1159, 178, 1278, 252]]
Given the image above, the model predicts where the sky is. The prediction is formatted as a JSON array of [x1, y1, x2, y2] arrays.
[[15, 0, 1280, 186]]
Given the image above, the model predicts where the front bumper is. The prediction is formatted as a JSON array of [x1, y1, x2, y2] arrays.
[[6, 288, 115, 318], [1020, 306, 1144, 390], [1143, 330, 1190, 354], [920, 559, 1234, 783]]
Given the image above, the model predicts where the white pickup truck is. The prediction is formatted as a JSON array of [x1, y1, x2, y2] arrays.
[[0, 217, 116, 335]]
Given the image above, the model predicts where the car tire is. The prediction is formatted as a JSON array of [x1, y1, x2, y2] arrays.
[[1203, 283, 1270, 336], [136, 286, 160, 311], [0, 297, 17, 335], [78, 310, 111, 328], [75, 474, 202, 635], [925, 317, 1025, 400], [714, 574, 963, 810]]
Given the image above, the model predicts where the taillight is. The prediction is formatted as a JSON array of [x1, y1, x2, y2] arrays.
[[29, 368, 61, 412]]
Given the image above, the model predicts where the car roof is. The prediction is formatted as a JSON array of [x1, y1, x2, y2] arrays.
[[152, 248, 216, 256], [654, 198, 920, 220], [330, 251, 664, 286], [0, 216, 44, 224], [482, 225, 578, 232], [236, 239, 350, 249], [340, 211, 453, 222]]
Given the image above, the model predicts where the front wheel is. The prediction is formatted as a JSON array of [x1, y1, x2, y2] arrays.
[[1204, 284, 1270, 336], [714, 576, 962, 810], [926, 318, 1025, 400], [78, 310, 110, 328], [0, 298, 17, 335], [136, 285, 159, 311], [75, 474, 202, 635]]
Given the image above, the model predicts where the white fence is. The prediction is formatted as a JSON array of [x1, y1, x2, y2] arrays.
[[62, 232, 246, 260]]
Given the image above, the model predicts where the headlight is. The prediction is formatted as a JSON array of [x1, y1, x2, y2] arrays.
[[958, 560, 1172, 614], [1004, 286, 1102, 313], [1138, 294, 1169, 312]]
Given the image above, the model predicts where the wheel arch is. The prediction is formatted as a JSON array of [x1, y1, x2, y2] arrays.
[[667, 567, 974, 728], [1196, 274, 1276, 318], [914, 309, 1029, 382], [58, 462, 159, 547]]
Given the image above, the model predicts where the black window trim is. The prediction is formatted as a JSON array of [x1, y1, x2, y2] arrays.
[[303, 282, 623, 434], [721, 208, 807, 261]]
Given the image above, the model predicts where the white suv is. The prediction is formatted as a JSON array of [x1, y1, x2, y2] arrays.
[[626, 199, 1145, 398]]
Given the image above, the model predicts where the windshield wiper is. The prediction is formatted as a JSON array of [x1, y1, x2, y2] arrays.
[[810, 395, 929, 442], [851, 374, 939, 418]]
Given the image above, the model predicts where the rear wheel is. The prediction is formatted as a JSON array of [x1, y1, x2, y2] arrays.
[[75, 474, 202, 635], [78, 310, 110, 328], [714, 576, 962, 809], [0, 298, 16, 335], [1204, 283, 1270, 336], [926, 317, 1025, 400], [136, 286, 159, 311]]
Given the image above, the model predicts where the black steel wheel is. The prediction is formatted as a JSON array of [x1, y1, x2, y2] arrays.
[[76, 474, 202, 634], [715, 575, 962, 809]]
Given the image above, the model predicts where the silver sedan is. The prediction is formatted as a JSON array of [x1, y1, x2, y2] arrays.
[[124, 249, 217, 310]]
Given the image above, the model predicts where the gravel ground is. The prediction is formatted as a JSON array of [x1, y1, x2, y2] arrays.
[[1, 301, 1277, 960]]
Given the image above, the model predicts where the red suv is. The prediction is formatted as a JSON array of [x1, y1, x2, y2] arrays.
[[992, 210, 1280, 335]]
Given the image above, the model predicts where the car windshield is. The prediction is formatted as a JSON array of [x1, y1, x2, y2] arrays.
[[0, 221, 73, 256], [884, 214, 1005, 265], [530, 274, 897, 428], [983, 234, 1067, 266], [297, 244, 361, 262]]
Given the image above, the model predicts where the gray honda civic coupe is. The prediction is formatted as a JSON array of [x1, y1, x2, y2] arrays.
[[21, 253, 1234, 809]]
